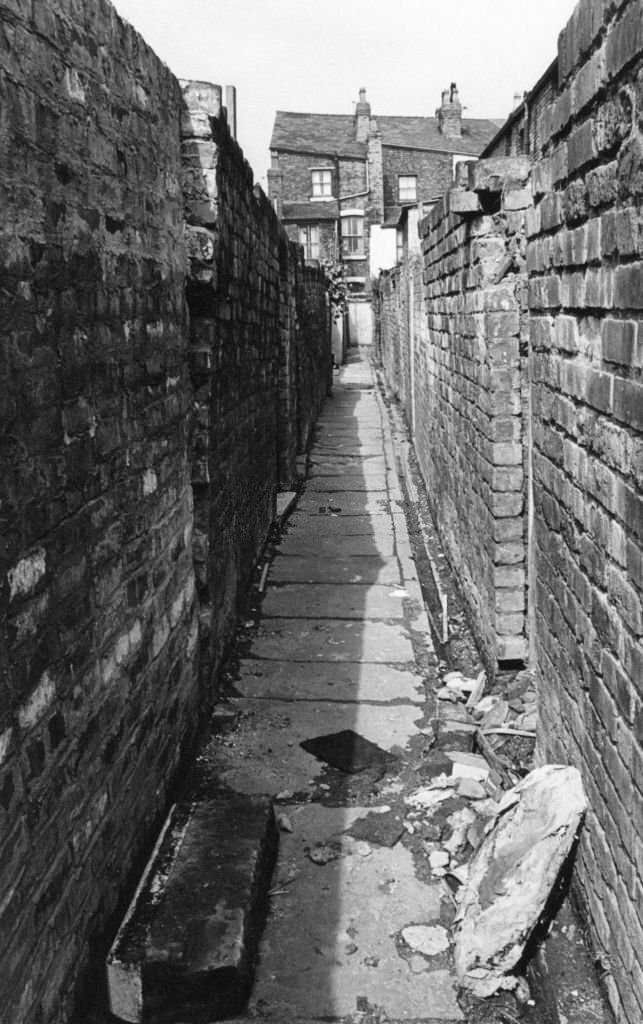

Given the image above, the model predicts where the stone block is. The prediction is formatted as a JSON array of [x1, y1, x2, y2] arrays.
[[107, 795, 278, 1023], [446, 188, 482, 216], [468, 156, 531, 193]]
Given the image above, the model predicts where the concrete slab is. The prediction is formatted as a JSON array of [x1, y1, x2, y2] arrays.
[[284, 512, 394, 536], [309, 459, 388, 477], [314, 443, 385, 457], [213, 700, 424, 796], [261, 583, 407, 620], [306, 474, 388, 492], [298, 492, 390, 515], [277, 533, 396, 558], [234, 660, 425, 704], [251, 805, 463, 1021], [248, 618, 415, 663], [269, 555, 402, 585]]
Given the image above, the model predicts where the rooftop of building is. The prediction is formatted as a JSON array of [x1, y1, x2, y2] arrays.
[[270, 87, 502, 159]]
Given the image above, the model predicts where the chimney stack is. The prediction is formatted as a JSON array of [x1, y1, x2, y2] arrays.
[[437, 82, 462, 138], [355, 87, 372, 142]]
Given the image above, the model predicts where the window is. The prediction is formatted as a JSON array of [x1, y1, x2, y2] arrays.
[[341, 215, 364, 255], [398, 174, 417, 202], [311, 169, 333, 197], [298, 224, 320, 261]]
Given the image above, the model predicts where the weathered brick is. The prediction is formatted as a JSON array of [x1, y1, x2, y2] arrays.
[[568, 119, 597, 174], [602, 317, 637, 365], [614, 262, 643, 308]]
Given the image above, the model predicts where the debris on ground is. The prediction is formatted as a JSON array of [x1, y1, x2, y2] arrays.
[[300, 730, 397, 774], [345, 806, 406, 848], [453, 764, 587, 998], [401, 924, 450, 956]]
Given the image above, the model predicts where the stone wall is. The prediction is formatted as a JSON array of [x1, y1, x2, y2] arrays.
[[376, 161, 533, 669], [0, 6, 330, 1021], [527, 2, 643, 1019]]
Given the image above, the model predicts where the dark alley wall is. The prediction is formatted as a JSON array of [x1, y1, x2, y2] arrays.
[[376, 0, 643, 1018], [0, 4, 330, 1021], [527, 3, 643, 1019], [0, 3, 198, 1020], [182, 83, 330, 691], [376, 161, 532, 670]]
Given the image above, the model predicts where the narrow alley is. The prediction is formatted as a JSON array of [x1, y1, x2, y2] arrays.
[[104, 350, 595, 1024], [210, 348, 464, 1022]]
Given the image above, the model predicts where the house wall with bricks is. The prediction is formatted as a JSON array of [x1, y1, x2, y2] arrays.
[[0, 5, 330, 1021], [526, 1, 643, 1019], [376, 0, 643, 1015]]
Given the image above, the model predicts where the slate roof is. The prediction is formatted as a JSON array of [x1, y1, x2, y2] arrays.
[[282, 200, 339, 221], [271, 113, 367, 159], [271, 111, 500, 158], [377, 116, 501, 155]]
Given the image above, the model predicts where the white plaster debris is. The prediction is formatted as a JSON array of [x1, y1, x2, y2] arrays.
[[0, 728, 13, 766], [18, 671, 56, 731], [402, 924, 450, 957], [445, 751, 490, 782], [454, 765, 587, 998], [7, 547, 46, 600], [142, 468, 158, 495]]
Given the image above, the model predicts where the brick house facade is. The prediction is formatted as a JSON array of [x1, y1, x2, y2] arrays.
[[268, 86, 500, 344]]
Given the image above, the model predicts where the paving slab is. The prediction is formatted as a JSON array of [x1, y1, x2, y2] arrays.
[[284, 511, 394, 536], [250, 805, 463, 1021], [277, 533, 396, 558], [234, 659, 425, 704], [298, 491, 391, 515], [212, 700, 424, 796], [248, 618, 415, 663], [306, 474, 388, 492], [269, 555, 402, 585], [261, 583, 408, 620], [309, 459, 388, 477]]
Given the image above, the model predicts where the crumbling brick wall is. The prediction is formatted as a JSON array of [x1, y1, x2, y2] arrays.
[[0, 9, 330, 1023], [376, 165, 532, 670], [182, 83, 330, 691], [527, 2, 643, 1018], [0, 3, 199, 1021]]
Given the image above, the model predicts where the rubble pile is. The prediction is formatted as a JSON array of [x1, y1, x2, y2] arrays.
[[437, 668, 537, 783]]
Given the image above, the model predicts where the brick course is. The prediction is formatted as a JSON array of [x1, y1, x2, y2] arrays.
[[0, 5, 330, 1021], [529, 3, 643, 1018]]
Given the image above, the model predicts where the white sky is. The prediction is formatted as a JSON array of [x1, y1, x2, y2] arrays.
[[111, 0, 580, 188]]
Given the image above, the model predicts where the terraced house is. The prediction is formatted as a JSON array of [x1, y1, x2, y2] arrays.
[[268, 85, 500, 344]]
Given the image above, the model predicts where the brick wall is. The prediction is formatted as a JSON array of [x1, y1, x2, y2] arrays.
[[527, 2, 643, 1019], [180, 81, 332, 707], [271, 151, 366, 203], [376, 0, 643, 1015], [0, 8, 330, 1022], [0, 2, 199, 1020], [382, 146, 455, 208], [376, 162, 532, 670]]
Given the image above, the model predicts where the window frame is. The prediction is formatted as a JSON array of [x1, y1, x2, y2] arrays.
[[310, 168, 333, 198], [397, 174, 418, 203], [298, 224, 321, 261], [340, 213, 365, 257]]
